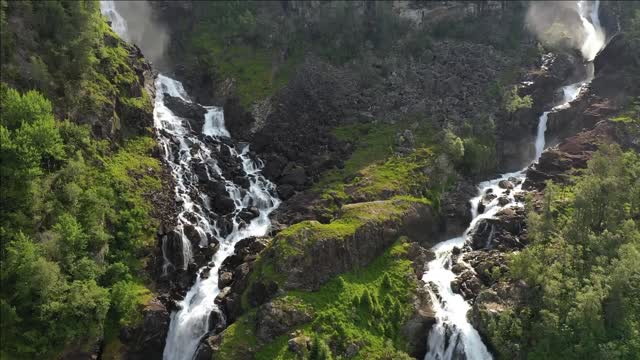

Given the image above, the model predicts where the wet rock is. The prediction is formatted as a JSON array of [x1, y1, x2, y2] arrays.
[[238, 209, 259, 222], [497, 196, 510, 206], [219, 254, 244, 276], [451, 270, 482, 301], [218, 272, 233, 289], [477, 202, 486, 214], [234, 175, 250, 189], [468, 207, 526, 251], [234, 237, 269, 258], [183, 224, 205, 246], [163, 93, 207, 129], [207, 308, 227, 335], [498, 180, 514, 189], [439, 181, 476, 239], [401, 286, 436, 358], [212, 194, 236, 215], [192, 334, 224, 360], [164, 230, 186, 270]]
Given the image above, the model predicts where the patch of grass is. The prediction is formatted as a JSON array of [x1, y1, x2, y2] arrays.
[[215, 311, 260, 359], [189, 31, 302, 107], [271, 198, 418, 259], [315, 120, 436, 216], [222, 240, 418, 359]]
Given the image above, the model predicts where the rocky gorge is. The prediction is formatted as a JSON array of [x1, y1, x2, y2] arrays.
[[1, 1, 638, 360]]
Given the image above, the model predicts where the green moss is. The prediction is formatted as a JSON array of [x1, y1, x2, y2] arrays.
[[215, 311, 260, 359], [223, 241, 418, 359], [272, 199, 418, 260]]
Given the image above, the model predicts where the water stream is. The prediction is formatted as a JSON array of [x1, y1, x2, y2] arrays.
[[422, 1, 604, 359], [100, 2, 280, 360]]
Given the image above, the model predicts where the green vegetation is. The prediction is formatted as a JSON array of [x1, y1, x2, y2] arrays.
[[503, 86, 533, 113], [0, 2, 160, 356], [0, 86, 161, 358], [486, 145, 640, 359], [272, 199, 421, 259], [219, 241, 419, 359], [169, 2, 413, 106], [314, 120, 443, 217], [1, 0, 151, 135]]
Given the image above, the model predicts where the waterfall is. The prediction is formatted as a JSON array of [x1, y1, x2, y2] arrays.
[[100, 2, 280, 360], [423, 2, 604, 359], [578, 0, 605, 61], [99, 0, 129, 42]]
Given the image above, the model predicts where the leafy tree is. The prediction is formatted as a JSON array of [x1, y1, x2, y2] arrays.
[[495, 145, 640, 359]]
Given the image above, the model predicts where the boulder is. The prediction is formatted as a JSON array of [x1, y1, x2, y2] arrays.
[[121, 298, 170, 359], [279, 164, 307, 187], [212, 195, 236, 215], [163, 93, 207, 129], [498, 180, 514, 189], [256, 300, 313, 342], [288, 335, 311, 355]]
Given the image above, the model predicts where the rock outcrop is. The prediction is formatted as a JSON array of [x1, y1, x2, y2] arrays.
[[119, 298, 171, 360], [250, 199, 439, 296]]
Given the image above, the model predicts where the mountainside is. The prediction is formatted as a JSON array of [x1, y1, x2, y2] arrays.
[[1, 1, 639, 360]]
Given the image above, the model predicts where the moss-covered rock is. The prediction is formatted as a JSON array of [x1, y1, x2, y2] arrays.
[[208, 240, 431, 360], [249, 198, 438, 297]]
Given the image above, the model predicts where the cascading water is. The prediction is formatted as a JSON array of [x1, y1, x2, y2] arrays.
[[100, 2, 280, 360], [423, 1, 604, 359]]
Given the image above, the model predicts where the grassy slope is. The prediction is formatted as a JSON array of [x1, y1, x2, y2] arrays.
[[219, 240, 418, 359]]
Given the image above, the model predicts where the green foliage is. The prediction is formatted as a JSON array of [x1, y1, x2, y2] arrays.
[[490, 145, 640, 359], [314, 120, 442, 219], [309, 336, 334, 360], [0, 87, 158, 358], [221, 241, 418, 359], [1, 0, 152, 132], [503, 86, 533, 113]]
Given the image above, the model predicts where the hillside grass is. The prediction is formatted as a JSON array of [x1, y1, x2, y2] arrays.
[[218, 240, 418, 359]]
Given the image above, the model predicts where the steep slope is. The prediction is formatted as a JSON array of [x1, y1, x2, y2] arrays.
[[0, 1, 174, 359]]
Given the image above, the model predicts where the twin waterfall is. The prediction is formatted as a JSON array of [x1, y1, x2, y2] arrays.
[[422, 1, 605, 359], [102, 1, 605, 359], [100, 2, 279, 360]]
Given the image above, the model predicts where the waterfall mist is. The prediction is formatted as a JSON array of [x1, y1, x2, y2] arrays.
[[525, 1, 604, 59], [110, 1, 170, 69]]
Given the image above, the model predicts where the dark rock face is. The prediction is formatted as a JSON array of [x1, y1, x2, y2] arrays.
[[496, 52, 584, 172], [255, 301, 313, 342], [401, 243, 436, 359], [523, 120, 617, 190], [120, 299, 171, 360], [163, 93, 207, 129], [468, 207, 527, 251], [212, 237, 271, 323], [438, 181, 476, 239], [223, 97, 255, 141], [545, 34, 639, 150], [256, 202, 439, 296]]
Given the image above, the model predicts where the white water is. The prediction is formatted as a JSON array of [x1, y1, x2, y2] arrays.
[[101, 2, 280, 359], [99, 0, 129, 42], [578, 0, 605, 61], [423, 2, 604, 359]]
